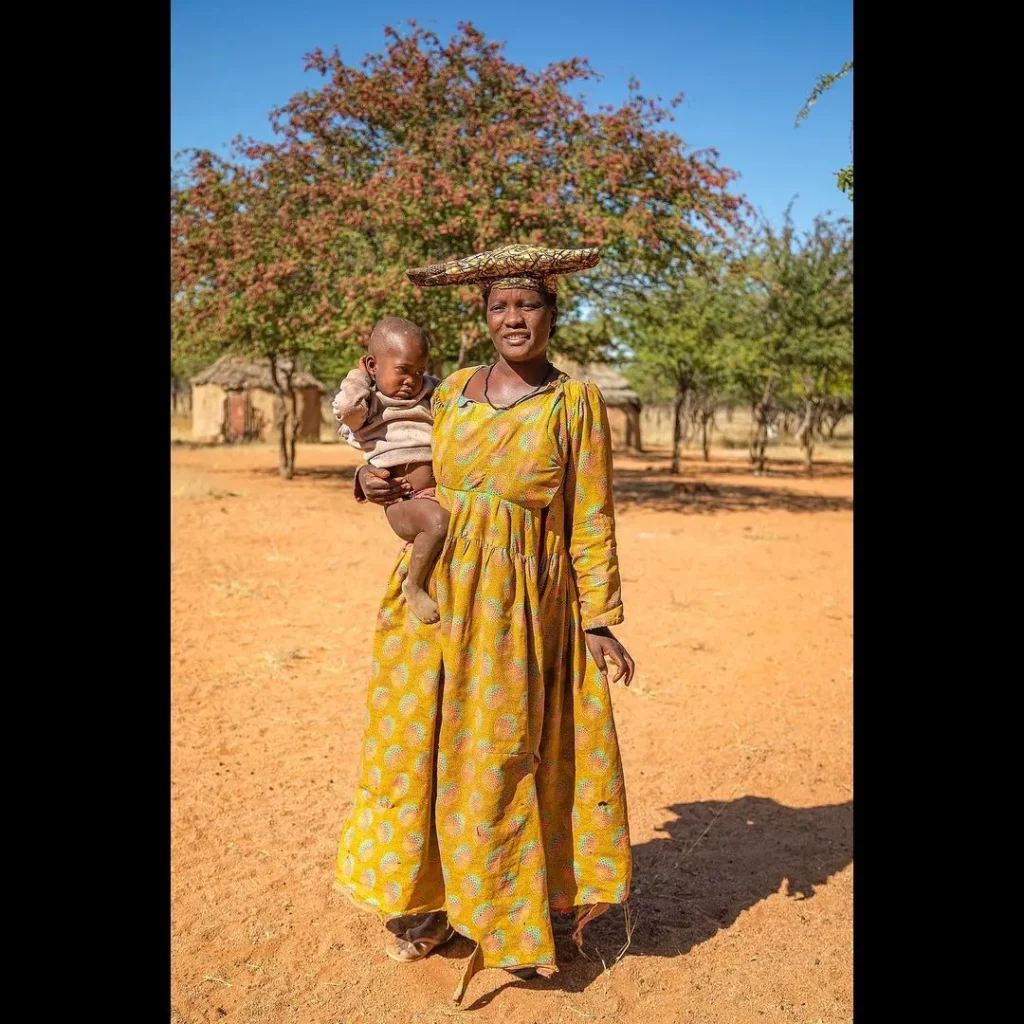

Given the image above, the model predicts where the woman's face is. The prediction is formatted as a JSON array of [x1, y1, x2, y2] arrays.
[[485, 287, 554, 363]]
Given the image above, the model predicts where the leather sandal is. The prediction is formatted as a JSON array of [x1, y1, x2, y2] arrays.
[[385, 914, 454, 963]]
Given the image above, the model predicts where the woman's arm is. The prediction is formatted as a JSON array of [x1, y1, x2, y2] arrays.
[[354, 464, 411, 505], [565, 382, 635, 685], [566, 382, 624, 629]]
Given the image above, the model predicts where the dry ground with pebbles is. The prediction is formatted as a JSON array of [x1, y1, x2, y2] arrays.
[[171, 440, 852, 1024]]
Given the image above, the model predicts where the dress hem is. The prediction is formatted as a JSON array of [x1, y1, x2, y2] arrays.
[[334, 881, 447, 924], [335, 881, 631, 972]]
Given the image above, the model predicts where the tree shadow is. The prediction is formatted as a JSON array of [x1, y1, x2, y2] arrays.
[[694, 461, 852, 481], [461, 796, 852, 1008], [246, 464, 358, 482], [612, 471, 853, 514], [170, 439, 220, 451], [226, 448, 849, 506], [626, 450, 851, 468], [623, 451, 854, 480]]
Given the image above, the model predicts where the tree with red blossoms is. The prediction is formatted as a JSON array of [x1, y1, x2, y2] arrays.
[[172, 22, 748, 475], [172, 153, 372, 477]]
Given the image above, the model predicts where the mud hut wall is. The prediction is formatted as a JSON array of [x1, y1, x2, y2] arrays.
[[249, 387, 322, 443], [296, 388, 323, 442], [606, 406, 628, 450], [248, 389, 278, 442], [191, 383, 227, 441], [606, 405, 642, 451]]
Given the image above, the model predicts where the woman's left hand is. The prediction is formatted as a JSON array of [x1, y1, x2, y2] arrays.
[[585, 628, 635, 687]]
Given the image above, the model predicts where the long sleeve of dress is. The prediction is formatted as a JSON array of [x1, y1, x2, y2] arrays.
[[332, 367, 374, 432], [565, 381, 624, 630]]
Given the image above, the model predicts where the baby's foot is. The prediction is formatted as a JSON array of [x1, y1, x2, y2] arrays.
[[402, 579, 440, 624]]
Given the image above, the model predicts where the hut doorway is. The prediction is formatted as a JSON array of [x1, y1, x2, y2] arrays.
[[225, 392, 261, 442]]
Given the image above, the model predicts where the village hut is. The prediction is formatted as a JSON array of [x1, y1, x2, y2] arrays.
[[556, 358, 642, 451], [190, 355, 326, 444]]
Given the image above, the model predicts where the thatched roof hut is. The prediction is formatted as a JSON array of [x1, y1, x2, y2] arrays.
[[189, 355, 326, 444], [191, 355, 326, 393]]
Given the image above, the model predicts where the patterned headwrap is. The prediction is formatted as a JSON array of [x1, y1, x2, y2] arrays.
[[406, 244, 600, 294]]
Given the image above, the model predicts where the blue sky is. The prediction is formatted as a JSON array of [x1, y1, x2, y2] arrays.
[[172, 0, 851, 233]]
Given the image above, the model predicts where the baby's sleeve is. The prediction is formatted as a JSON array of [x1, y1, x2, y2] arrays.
[[332, 368, 374, 431]]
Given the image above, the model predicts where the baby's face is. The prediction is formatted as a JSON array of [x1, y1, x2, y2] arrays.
[[370, 332, 429, 399]]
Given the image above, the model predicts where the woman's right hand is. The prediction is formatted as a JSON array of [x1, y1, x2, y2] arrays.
[[358, 465, 411, 506]]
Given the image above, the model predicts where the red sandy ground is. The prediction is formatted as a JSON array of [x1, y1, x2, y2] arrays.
[[171, 442, 852, 1024]]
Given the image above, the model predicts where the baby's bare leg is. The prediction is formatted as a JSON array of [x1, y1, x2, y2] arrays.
[[385, 499, 450, 624]]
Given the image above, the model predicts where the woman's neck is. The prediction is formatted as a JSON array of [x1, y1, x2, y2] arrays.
[[491, 355, 552, 388]]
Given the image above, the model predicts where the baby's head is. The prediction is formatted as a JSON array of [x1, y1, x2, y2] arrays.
[[366, 317, 430, 399]]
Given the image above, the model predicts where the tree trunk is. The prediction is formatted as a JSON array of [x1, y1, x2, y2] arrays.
[[795, 397, 817, 477], [751, 383, 774, 475], [288, 377, 300, 474], [754, 422, 768, 474], [268, 354, 297, 480], [701, 414, 712, 461], [670, 387, 691, 475], [171, 376, 191, 417]]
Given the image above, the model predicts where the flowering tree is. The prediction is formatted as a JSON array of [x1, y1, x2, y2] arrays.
[[172, 152, 372, 476], [172, 21, 748, 422]]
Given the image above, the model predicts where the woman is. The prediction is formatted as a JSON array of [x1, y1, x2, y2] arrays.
[[336, 245, 636, 1004]]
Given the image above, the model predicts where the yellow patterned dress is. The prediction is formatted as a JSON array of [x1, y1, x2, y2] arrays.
[[336, 367, 631, 978]]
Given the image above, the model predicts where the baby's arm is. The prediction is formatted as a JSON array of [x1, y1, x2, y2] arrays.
[[332, 364, 374, 431]]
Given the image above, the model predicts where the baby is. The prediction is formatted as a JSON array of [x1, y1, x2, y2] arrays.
[[332, 317, 449, 624]]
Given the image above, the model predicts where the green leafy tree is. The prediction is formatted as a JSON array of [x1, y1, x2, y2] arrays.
[[732, 209, 852, 475], [796, 61, 853, 201], [620, 245, 741, 473]]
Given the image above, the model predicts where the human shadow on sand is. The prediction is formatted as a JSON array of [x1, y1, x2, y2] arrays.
[[460, 795, 853, 1009]]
